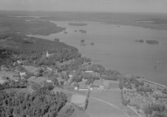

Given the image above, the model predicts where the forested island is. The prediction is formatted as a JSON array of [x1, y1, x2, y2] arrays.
[[135, 39, 144, 43], [68, 23, 87, 26], [135, 39, 159, 44], [146, 40, 159, 44], [79, 29, 87, 33]]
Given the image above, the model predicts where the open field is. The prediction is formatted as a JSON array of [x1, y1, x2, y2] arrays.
[[0, 71, 16, 81], [89, 84, 139, 117], [90, 89, 122, 106], [58, 103, 90, 117], [87, 98, 128, 117], [55, 87, 139, 117]]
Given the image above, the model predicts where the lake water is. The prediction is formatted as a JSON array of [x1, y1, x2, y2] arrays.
[[28, 21, 167, 85]]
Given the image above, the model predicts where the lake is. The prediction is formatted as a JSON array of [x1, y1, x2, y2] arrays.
[[28, 20, 167, 85]]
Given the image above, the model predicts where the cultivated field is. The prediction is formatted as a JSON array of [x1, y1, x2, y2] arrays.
[[86, 98, 127, 117], [90, 85, 139, 117]]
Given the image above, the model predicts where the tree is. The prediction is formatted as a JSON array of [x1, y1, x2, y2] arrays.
[[0, 87, 68, 117], [51, 78, 59, 86], [81, 39, 85, 43], [122, 98, 129, 106], [85, 90, 90, 110], [119, 79, 123, 90]]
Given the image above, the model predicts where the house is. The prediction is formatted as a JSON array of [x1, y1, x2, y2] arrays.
[[85, 70, 93, 73], [17, 60, 22, 64], [71, 95, 87, 108], [78, 80, 88, 90], [74, 83, 79, 90], [23, 65, 37, 73], [46, 51, 54, 58], [46, 67, 53, 72], [19, 72, 26, 79], [89, 84, 100, 90], [57, 78, 65, 85]]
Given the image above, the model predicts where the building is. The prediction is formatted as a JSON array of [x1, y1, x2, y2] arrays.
[[46, 51, 54, 58], [74, 83, 79, 90], [19, 72, 26, 79], [85, 70, 93, 73], [89, 84, 100, 90]]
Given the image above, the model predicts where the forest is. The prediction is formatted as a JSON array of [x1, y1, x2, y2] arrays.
[[0, 16, 65, 35], [0, 33, 81, 67], [0, 87, 71, 117]]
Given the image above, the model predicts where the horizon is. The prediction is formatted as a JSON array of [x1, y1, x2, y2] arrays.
[[0, 0, 167, 13]]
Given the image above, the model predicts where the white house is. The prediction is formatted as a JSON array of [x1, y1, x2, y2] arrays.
[[19, 72, 26, 79], [85, 70, 93, 73], [17, 60, 23, 64], [46, 51, 54, 58]]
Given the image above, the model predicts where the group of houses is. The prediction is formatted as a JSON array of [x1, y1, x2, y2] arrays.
[[72, 79, 115, 91]]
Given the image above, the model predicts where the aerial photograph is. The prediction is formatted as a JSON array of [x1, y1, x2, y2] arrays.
[[0, 0, 167, 117]]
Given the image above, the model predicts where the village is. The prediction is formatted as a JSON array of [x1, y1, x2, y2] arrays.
[[1, 50, 167, 117], [0, 51, 120, 108]]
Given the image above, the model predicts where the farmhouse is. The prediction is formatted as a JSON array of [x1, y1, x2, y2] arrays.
[[74, 83, 79, 90], [89, 84, 104, 91], [19, 72, 26, 79]]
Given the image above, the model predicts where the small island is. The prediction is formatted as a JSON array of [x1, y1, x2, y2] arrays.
[[64, 31, 68, 34], [54, 38, 59, 42], [135, 39, 144, 43], [90, 42, 94, 46], [79, 29, 87, 33], [68, 23, 87, 26], [146, 40, 159, 44], [81, 39, 85, 43]]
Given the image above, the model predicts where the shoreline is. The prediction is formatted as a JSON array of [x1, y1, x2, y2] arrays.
[[143, 79, 166, 88]]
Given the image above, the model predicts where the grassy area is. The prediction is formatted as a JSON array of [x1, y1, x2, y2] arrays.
[[90, 89, 122, 106], [59, 103, 90, 117], [89, 83, 139, 117], [87, 98, 126, 117], [0, 71, 16, 81]]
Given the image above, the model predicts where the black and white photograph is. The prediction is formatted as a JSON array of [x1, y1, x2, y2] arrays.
[[0, 0, 167, 117]]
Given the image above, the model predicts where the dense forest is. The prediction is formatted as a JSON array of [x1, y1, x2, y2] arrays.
[[0, 87, 69, 117], [0, 33, 81, 66], [0, 16, 65, 35]]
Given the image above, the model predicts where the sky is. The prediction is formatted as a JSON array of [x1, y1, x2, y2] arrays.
[[0, 0, 167, 13]]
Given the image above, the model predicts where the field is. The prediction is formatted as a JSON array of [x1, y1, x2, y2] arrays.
[[86, 98, 127, 117], [89, 82, 139, 117], [61, 81, 139, 117]]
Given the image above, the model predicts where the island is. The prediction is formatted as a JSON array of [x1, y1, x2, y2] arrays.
[[79, 29, 87, 33], [54, 38, 60, 42], [90, 42, 94, 46], [68, 23, 88, 26], [146, 40, 159, 44], [135, 39, 144, 43]]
